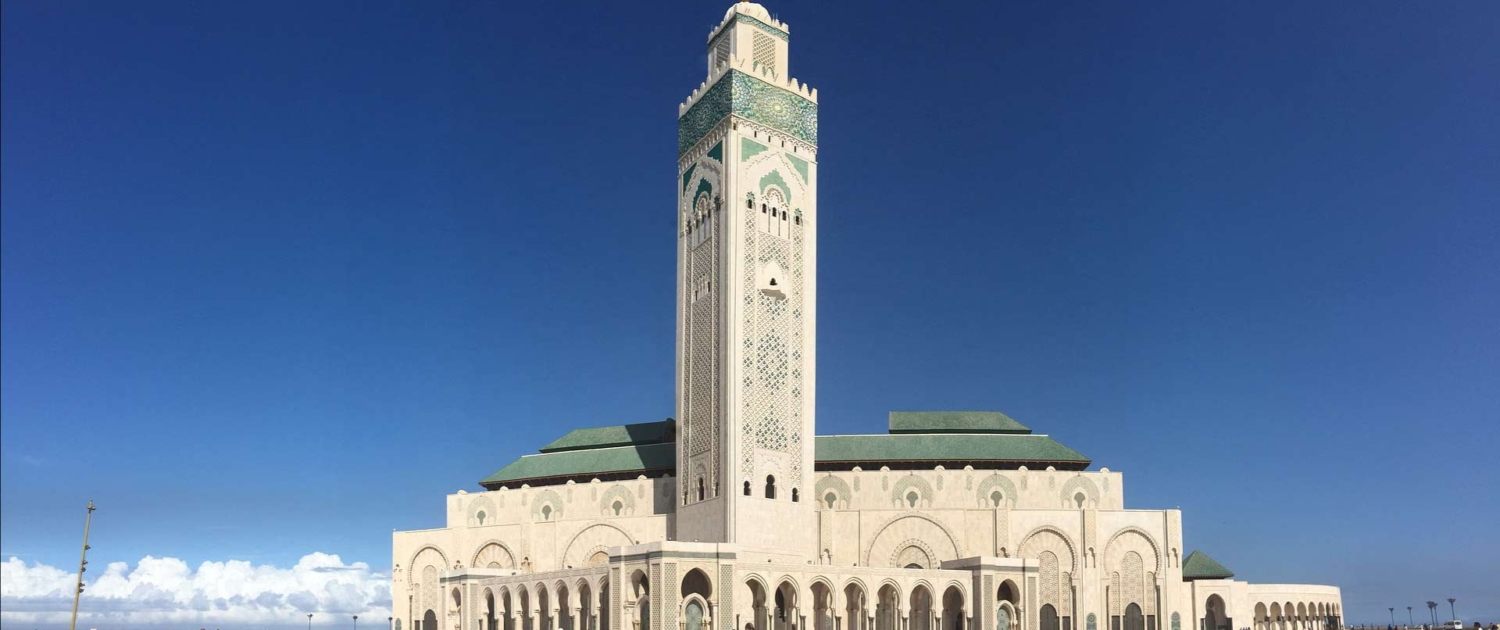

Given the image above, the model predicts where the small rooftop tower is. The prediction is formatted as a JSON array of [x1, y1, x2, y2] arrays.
[[706, 2, 790, 79]]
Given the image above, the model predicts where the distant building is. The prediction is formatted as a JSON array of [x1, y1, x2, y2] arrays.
[[391, 6, 1344, 630]]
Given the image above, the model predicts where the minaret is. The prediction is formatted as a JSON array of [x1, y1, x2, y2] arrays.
[[674, 1, 819, 556]]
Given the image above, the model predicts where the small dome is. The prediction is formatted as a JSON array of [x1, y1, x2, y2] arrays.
[[725, 2, 773, 23]]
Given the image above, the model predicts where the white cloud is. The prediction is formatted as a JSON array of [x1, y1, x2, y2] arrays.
[[1, 553, 391, 629]]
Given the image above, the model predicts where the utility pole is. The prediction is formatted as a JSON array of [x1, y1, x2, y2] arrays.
[[69, 501, 96, 630]]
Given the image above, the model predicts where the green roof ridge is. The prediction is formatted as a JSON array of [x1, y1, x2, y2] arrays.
[[481, 443, 676, 487], [1181, 550, 1235, 580], [889, 411, 1032, 435], [817, 433, 1085, 464], [538, 420, 674, 453]]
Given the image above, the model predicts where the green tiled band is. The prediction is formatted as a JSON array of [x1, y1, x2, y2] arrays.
[[679, 70, 818, 156]]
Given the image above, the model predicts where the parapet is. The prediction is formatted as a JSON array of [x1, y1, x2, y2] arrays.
[[678, 53, 817, 118]]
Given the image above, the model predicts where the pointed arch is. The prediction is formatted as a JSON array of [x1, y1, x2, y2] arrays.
[[890, 475, 935, 508], [468, 495, 497, 526], [1017, 526, 1078, 571], [815, 475, 852, 509], [976, 474, 1018, 508], [1103, 527, 1162, 572], [472, 541, 518, 570], [530, 489, 564, 521], [1059, 476, 1100, 508], [600, 485, 637, 516], [863, 512, 964, 566], [561, 522, 637, 568]]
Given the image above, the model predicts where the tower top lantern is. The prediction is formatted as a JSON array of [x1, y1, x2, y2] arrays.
[[704, 2, 791, 80]]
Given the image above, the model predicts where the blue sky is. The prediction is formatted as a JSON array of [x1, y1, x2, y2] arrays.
[[2, 0, 1497, 627]]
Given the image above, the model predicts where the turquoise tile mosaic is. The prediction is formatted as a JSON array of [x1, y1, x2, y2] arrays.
[[759, 169, 790, 202], [742, 138, 769, 160], [784, 152, 809, 182], [681, 163, 697, 193], [679, 78, 732, 156], [678, 70, 818, 156]]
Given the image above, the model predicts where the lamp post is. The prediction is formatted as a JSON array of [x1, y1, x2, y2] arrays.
[[1446, 600, 1455, 622], [1407, 608, 1413, 628], [389, 617, 394, 630], [355, 615, 360, 630], [309, 613, 315, 630], [1426, 603, 1436, 627], [69, 501, 97, 630]]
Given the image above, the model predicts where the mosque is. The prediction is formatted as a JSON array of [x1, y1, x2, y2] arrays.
[[390, 6, 1344, 630]]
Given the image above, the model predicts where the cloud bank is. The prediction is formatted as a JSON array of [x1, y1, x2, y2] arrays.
[[1, 552, 391, 629]]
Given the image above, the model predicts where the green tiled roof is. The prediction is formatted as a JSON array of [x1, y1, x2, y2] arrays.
[[538, 420, 674, 453], [481, 443, 676, 488], [483, 411, 1090, 488], [888, 411, 1031, 435], [1181, 550, 1235, 580], [816, 434, 1087, 465]]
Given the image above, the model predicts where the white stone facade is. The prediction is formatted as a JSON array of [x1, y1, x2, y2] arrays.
[[391, 6, 1343, 630]]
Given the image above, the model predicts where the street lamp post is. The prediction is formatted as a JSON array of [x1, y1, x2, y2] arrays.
[[1426, 603, 1436, 627], [389, 617, 394, 630], [355, 615, 360, 630], [69, 501, 97, 630], [1446, 600, 1455, 622], [309, 613, 315, 630], [1407, 608, 1413, 628]]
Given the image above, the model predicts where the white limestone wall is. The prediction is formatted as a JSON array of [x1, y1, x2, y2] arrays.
[[450, 477, 678, 529], [811, 468, 1124, 513], [395, 477, 678, 630], [1242, 585, 1344, 630]]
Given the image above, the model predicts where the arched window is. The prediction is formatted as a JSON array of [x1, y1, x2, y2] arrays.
[[744, 481, 751, 496], [612, 501, 623, 516], [697, 478, 705, 501], [907, 491, 919, 508], [1125, 604, 1144, 630], [990, 491, 1003, 507], [541, 505, 552, 521], [1074, 492, 1086, 508], [791, 488, 799, 502], [1041, 605, 1060, 630], [765, 475, 777, 499], [825, 492, 837, 509], [477, 510, 487, 525]]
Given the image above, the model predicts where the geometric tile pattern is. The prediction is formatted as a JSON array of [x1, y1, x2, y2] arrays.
[[682, 149, 723, 501], [679, 71, 818, 156], [738, 183, 806, 488], [720, 565, 736, 630], [752, 32, 776, 72]]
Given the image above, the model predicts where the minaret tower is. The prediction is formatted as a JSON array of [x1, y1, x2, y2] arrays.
[[674, 2, 819, 556]]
